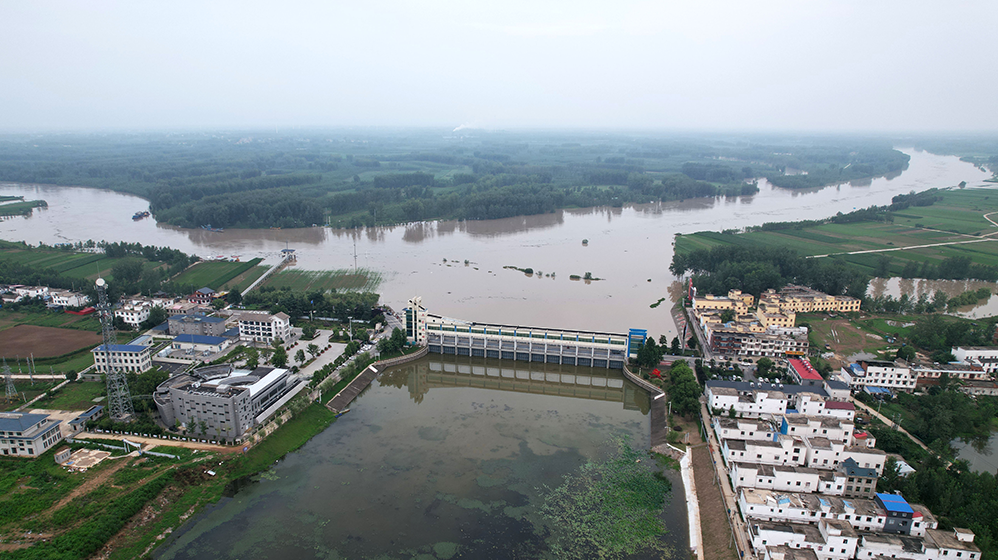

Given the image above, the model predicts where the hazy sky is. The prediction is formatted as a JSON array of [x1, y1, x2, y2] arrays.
[[2, 1, 996, 132]]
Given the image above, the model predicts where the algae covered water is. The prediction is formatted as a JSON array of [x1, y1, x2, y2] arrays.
[[155, 355, 686, 559]]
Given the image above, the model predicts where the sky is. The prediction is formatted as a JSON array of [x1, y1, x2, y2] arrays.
[[2, 0, 997, 132]]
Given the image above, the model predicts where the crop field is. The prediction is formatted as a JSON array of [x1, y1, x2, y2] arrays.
[[221, 262, 270, 291], [675, 187, 998, 275], [172, 257, 264, 290], [261, 267, 383, 292], [0, 245, 167, 282]]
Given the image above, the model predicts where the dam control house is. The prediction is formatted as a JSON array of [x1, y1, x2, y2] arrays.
[[404, 296, 645, 369]]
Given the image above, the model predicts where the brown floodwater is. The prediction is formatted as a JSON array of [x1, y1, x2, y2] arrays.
[[1, 149, 993, 339]]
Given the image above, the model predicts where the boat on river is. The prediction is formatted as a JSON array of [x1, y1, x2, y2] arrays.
[[132, 210, 150, 220]]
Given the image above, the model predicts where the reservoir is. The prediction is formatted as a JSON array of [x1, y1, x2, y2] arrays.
[[0, 149, 992, 339], [154, 355, 684, 559]]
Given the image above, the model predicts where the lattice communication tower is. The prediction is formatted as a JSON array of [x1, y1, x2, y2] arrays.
[[96, 277, 134, 422]]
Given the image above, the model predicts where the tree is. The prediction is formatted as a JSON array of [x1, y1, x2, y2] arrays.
[[211, 298, 226, 310], [307, 343, 320, 359], [719, 309, 735, 323], [113, 316, 132, 331], [226, 288, 242, 305], [140, 306, 168, 330], [670, 337, 681, 355], [65, 370, 77, 381], [634, 338, 665, 369], [271, 343, 288, 368], [246, 347, 259, 369], [295, 349, 306, 364], [302, 324, 318, 339], [756, 357, 774, 378], [895, 345, 916, 362], [659, 335, 669, 346], [111, 258, 144, 286]]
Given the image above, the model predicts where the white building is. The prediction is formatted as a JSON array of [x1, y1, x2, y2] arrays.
[[712, 417, 780, 442], [50, 290, 89, 307], [731, 462, 843, 495], [0, 412, 64, 457], [913, 362, 989, 387], [840, 360, 917, 393], [723, 436, 805, 467], [92, 341, 153, 373], [739, 489, 937, 538], [856, 528, 981, 560], [115, 300, 152, 328], [953, 346, 998, 374], [750, 519, 859, 560], [12, 285, 49, 299], [777, 415, 855, 446], [707, 384, 789, 418], [802, 438, 887, 475], [238, 312, 292, 344]]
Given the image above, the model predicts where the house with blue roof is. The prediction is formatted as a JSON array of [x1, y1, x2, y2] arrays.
[[171, 334, 231, 355], [0, 412, 65, 457], [876, 492, 916, 535], [92, 338, 153, 373]]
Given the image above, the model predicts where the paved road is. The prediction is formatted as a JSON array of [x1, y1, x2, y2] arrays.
[[73, 431, 237, 452]]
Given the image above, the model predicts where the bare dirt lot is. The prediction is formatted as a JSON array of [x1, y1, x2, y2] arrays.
[[0, 324, 101, 359]]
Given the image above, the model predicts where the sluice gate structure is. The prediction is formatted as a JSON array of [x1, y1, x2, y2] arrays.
[[404, 296, 646, 370]]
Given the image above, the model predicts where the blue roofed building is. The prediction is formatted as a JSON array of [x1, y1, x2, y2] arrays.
[[92, 340, 153, 373], [0, 412, 65, 457], [171, 334, 231, 355], [877, 492, 916, 535]]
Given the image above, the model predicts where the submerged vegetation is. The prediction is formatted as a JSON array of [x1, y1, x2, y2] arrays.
[[540, 439, 673, 560]]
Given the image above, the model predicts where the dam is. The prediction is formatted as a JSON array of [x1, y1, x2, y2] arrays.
[[404, 296, 646, 369]]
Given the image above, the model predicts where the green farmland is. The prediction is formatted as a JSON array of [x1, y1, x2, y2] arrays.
[[261, 267, 383, 293], [675, 188, 998, 276], [172, 258, 265, 291], [0, 243, 167, 283]]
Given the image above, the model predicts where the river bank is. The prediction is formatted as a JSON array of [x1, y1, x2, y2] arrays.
[[2, 149, 990, 342]]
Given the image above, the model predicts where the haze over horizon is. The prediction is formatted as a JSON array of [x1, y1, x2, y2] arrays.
[[2, 1, 997, 133]]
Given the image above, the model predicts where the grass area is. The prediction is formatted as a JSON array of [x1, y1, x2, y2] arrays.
[[172, 258, 264, 290], [675, 187, 998, 275], [800, 312, 914, 367], [230, 403, 336, 478], [32, 381, 106, 410], [0, 380, 58, 411], [262, 267, 383, 292]]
